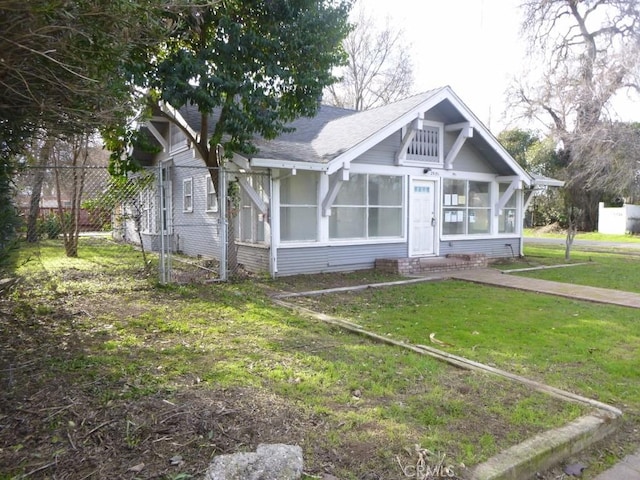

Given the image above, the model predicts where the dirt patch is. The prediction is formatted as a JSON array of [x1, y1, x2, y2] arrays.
[[1, 381, 315, 479]]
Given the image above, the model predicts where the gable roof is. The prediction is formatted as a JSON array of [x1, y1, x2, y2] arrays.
[[254, 86, 533, 184], [167, 86, 537, 185], [250, 87, 447, 165]]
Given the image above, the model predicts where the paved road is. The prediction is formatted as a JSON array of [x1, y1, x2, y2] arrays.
[[524, 236, 640, 251]]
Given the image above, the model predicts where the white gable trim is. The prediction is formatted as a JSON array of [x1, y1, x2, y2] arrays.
[[443, 122, 473, 170], [324, 87, 532, 187], [145, 122, 168, 152], [158, 103, 199, 142], [250, 158, 329, 172], [395, 118, 420, 164], [325, 88, 451, 175]]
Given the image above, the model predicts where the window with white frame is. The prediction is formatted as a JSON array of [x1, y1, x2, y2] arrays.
[[139, 188, 155, 233], [442, 179, 491, 235], [183, 178, 193, 213], [498, 183, 517, 233], [280, 170, 318, 242], [237, 174, 269, 244], [330, 174, 403, 239], [206, 176, 218, 212]]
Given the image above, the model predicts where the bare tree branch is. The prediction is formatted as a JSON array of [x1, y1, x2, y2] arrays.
[[324, 3, 414, 111]]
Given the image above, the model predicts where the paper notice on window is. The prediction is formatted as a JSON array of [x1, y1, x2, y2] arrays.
[[452, 194, 459, 205], [445, 211, 452, 222], [444, 194, 452, 206], [457, 211, 464, 222], [458, 195, 466, 205]]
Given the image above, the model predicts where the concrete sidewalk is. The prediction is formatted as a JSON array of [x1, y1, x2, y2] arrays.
[[450, 268, 640, 309], [593, 451, 640, 480], [448, 268, 640, 479]]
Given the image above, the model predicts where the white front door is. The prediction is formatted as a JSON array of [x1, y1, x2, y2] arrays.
[[410, 178, 436, 256]]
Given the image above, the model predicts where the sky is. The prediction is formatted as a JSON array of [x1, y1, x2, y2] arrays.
[[360, 0, 639, 134]]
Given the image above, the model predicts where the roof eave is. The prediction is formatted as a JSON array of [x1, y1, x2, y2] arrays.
[[531, 177, 565, 187], [249, 157, 329, 172]]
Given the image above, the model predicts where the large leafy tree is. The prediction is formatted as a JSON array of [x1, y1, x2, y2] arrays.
[[497, 129, 539, 170], [510, 0, 640, 231], [142, 0, 352, 186], [499, 128, 567, 227]]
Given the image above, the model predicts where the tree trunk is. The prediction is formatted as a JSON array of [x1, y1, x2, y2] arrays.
[[565, 206, 577, 261], [26, 168, 45, 243], [26, 138, 54, 242], [66, 138, 89, 257]]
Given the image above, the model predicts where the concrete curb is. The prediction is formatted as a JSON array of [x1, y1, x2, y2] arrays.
[[471, 412, 621, 480]]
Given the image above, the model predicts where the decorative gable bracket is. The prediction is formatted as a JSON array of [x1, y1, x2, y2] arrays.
[[322, 166, 349, 216], [396, 115, 442, 166], [146, 120, 169, 152], [395, 116, 423, 164], [444, 122, 473, 170], [237, 176, 268, 215], [495, 178, 521, 216]]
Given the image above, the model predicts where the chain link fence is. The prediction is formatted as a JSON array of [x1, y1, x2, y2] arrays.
[[14, 164, 269, 283]]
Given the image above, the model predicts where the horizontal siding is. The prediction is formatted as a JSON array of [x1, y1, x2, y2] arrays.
[[439, 237, 521, 258], [452, 142, 494, 174], [276, 243, 408, 276], [237, 244, 270, 273], [354, 132, 400, 166], [171, 149, 205, 168], [171, 163, 222, 259], [175, 223, 221, 258]]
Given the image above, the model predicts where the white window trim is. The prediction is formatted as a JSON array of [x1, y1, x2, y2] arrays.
[[497, 182, 520, 235], [139, 188, 155, 234], [440, 178, 522, 240], [329, 173, 405, 241], [278, 237, 407, 249], [205, 176, 219, 212], [278, 170, 320, 243], [183, 177, 193, 213]]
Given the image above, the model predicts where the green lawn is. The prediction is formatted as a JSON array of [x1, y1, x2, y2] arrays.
[[1, 238, 590, 479], [3, 237, 639, 479], [512, 244, 640, 293], [291, 280, 640, 408]]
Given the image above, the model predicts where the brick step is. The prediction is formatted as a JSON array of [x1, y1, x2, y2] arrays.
[[375, 254, 488, 275]]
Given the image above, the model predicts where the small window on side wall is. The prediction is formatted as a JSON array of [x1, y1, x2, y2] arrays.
[[183, 178, 193, 213], [206, 176, 218, 212]]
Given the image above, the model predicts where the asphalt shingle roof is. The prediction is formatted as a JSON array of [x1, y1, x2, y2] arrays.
[[177, 88, 447, 164]]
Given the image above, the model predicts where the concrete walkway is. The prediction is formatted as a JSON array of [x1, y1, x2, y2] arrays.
[[450, 268, 640, 309], [593, 451, 640, 480], [448, 268, 640, 480]]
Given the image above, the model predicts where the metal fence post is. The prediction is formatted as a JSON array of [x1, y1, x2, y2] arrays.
[[218, 164, 228, 281], [158, 163, 167, 284]]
